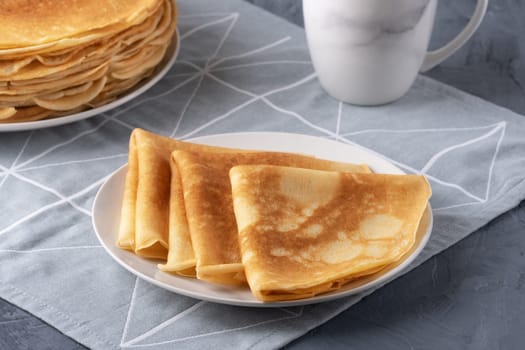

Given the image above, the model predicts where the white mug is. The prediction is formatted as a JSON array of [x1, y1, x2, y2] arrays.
[[303, 0, 488, 105]]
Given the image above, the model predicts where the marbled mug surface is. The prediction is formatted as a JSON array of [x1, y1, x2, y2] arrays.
[[304, 0, 435, 105]]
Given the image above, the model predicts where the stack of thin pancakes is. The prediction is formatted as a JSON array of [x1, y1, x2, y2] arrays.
[[117, 129, 432, 301], [0, 0, 177, 123]]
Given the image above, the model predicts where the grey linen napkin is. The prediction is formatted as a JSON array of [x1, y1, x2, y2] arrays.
[[1, 0, 525, 349]]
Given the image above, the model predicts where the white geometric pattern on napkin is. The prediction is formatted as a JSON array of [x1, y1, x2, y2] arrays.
[[119, 278, 303, 348]]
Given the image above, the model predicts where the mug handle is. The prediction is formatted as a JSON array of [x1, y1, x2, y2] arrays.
[[420, 0, 489, 72]]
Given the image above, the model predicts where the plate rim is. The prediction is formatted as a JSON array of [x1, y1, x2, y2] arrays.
[[92, 132, 433, 307], [0, 28, 180, 133]]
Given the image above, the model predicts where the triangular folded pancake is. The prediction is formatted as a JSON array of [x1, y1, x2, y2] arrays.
[[229, 165, 431, 301], [118, 128, 244, 260], [117, 128, 178, 259], [160, 158, 195, 275], [172, 150, 371, 285]]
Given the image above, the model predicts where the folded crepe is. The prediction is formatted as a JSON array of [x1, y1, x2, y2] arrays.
[[118, 128, 178, 259], [171, 150, 371, 285], [229, 165, 431, 301], [118, 128, 244, 260]]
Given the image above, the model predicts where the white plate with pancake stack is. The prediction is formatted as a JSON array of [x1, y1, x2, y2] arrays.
[[0, 0, 179, 132]]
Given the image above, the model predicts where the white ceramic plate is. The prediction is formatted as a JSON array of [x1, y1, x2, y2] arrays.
[[0, 29, 180, 133], [92, 132, 433, 307]]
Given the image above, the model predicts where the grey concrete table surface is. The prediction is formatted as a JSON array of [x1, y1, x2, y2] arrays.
[[1, 0, 524, 349]]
